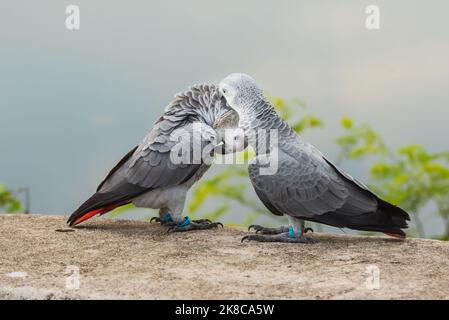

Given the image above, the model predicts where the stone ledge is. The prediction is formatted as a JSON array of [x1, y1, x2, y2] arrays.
[[1, 214, 448, 299]]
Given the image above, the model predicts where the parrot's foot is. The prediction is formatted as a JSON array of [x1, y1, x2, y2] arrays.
[[150, 216, 212, 226], [242, 226, 314, 243], [167, 216, 223, 233], [248, 225, 289, 234], [248, 224, 314, 234], [241, 232, 314, 244], [190, 219, 213, 224]]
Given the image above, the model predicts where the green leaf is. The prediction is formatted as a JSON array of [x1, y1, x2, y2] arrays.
[[336, 135, 357, 146], [341, 117, 353, 129], [371, 162, 395, 178], [292, 115, 324, 133], [424, 163, 449, 178], [107, 203, 136, 218], [0, 183, 22, 213]]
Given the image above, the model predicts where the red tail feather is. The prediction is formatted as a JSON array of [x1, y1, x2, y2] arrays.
[[384, 232, 406, 240], [71, 204, 121, 226]]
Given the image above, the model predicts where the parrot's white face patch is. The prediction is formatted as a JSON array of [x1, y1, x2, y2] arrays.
[[219, 83, 238, 109]]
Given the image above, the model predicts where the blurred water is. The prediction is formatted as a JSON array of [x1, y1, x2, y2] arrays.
[[1, 1, 448, 236]]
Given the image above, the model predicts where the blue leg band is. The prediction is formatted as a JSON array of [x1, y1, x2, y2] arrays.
[[177, 216, 191, 227], [288, 226, 295, 238]]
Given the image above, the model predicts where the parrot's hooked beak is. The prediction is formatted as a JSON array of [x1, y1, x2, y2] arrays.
[[214, 127, 248, 155]]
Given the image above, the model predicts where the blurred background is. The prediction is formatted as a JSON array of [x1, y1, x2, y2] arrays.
[[1, 1, 448, 238]]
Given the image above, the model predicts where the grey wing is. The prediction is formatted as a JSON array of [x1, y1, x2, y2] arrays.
[[248, 143, 378, 220], [99, 123, 214, 193]]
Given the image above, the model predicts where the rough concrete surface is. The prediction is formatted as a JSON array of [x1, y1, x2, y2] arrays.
[[0, 214, 448, 300]]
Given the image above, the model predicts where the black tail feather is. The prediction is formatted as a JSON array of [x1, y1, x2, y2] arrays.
[[305, 199, 410, 237], [67, 182, 148, 226]]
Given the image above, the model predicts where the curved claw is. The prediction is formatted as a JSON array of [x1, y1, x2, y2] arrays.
[[248, 224, 260, 232], [304, 227, 314, 233], [241, 235, 250, 243], [150, 217, 160, 224], [166, 221, 223, 233]]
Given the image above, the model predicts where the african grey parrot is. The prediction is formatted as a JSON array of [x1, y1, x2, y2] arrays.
[[218, 73, 410, 243], [67, 84, 240, 232]]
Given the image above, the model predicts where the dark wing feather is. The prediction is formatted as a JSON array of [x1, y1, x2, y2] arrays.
[[96, 145, 138, 192]]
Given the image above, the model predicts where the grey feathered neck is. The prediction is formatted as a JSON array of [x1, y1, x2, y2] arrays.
[[234, 96, 296, 156], [239, 97, 294, 135]]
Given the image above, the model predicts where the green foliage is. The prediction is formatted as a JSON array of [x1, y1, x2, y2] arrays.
[[189, 167, 249, 214], [107, 203, 135, 218], [0, 184, 22, 213], [336, 119, 449, 239], [271, 96, 324, 133], [188, 164, 268, 223], [336, 117, 389, 161]]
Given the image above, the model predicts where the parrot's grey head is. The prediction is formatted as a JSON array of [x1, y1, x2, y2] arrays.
[[219, 73, 264, 111]]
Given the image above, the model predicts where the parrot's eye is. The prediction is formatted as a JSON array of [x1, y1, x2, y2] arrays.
[[222, 88, 227, 94]]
